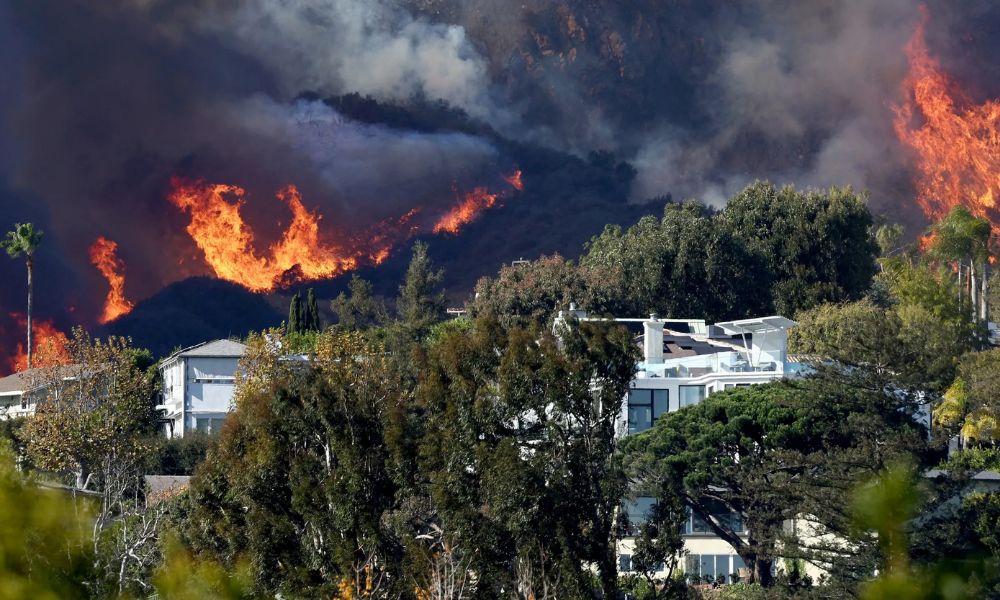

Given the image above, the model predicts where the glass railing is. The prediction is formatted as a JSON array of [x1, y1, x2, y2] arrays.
[[638, 351, 786, 378]]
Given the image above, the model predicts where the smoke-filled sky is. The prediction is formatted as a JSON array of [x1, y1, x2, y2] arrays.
[[0, 0, 998, 350]]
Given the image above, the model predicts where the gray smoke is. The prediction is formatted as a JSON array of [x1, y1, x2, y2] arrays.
[[632, 0, 920, 208]]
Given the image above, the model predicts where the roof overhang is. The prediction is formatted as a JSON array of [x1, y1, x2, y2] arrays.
[[715, 316, 797, 335]]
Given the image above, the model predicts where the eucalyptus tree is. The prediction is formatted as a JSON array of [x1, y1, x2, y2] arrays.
[[2, 223, 43, 369]]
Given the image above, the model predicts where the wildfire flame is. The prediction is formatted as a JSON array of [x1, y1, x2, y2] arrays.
[[893, 6, 1000, 228], [432, 169, 522, 235], [168, 178, 358, 292], [8, 313, 71, 374], [169, 170, 524, 292], [90, 236, 134, 324], [504, 169, 524, 192], [433, 187, 500, 235]]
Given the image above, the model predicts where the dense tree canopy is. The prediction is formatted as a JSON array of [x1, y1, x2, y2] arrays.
[[622, 377, 929, 588]]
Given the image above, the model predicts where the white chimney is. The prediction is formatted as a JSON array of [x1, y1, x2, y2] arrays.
[[643, 313, 664, 364]]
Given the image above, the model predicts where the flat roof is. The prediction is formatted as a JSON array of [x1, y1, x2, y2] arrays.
[[715, 316, 797, 335]]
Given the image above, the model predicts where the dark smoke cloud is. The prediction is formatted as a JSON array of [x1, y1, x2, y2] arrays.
[[1, 0, 997, 351], [0, 0, 504, 325]]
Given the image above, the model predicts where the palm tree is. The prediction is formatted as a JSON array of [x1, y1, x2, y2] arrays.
[[3, 223, 44, 369]]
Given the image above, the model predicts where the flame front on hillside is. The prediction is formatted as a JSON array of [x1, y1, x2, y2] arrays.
[[894, 6, 1000, 229], [90, 236, 134, 324], [169, 170, 523, 293], [168, 179, 359, 293]]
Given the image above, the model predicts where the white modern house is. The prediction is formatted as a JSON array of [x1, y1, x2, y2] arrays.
[[556, 308, 800, 583], [156, 339, 247, 437]]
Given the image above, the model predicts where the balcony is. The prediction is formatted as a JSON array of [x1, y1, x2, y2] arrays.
[[638, 351, 785, 379]]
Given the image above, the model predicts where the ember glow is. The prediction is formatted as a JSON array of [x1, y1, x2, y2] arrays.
[[504, 169, 524, 192], [894, 6, 1000, 228], [8, 314, 71, 374], [90, 236, 134, 324], [168, 178, 359, 293]]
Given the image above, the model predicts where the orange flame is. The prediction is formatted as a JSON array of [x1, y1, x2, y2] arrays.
[[90, 236, 134, 324], [504, 169, 524, 191], [893, 6, 1000, 228], [168, 178, 358, 292], [433, 187, 499, 235], [8, 313, 71, 374]]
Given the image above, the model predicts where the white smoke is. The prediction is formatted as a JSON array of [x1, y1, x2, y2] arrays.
[[128, 0, 503, 123]]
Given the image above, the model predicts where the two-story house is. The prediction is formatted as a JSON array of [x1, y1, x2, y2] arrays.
[[557, 309, 799, 582], [156, 339, 247, 437]]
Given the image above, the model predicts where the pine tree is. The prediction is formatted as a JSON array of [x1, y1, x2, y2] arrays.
[[397, 241, 446, 335], [287, 292, 303, 334]]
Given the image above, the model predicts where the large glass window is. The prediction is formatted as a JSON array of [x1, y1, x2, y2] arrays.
[[623, 496, 657, 536], [628, 389, 669, 434], [194, 416, 226, 434], [679, 385, 705, 408], [686, 554, 737, 583], [682, 503, 746, 535]]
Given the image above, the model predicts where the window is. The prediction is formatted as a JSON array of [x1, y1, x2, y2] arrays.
[[679, 385, 705, 408], [724, 383, 752, 391], [619, 554, 632, 572], [194, 416, 226, 434], [20, 396, 27, 410], [627, 389, 669, 434], [682, 502, 746, 535], [622, 496, 657, 536], [686, 554, 737, 583]]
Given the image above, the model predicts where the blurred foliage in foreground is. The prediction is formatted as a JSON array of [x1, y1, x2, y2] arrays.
[[0, 442, 250, 600]]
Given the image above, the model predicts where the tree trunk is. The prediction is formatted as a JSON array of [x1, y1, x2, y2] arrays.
[[752, 557, 774, 587], [982, 261, 989, 322], [26, 256, 33, 370], [958, 262, 963, 307], [597, 542, 618, 599], [971, 262, 978, 322]]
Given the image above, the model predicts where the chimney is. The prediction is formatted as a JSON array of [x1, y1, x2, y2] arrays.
[[643, 313, 664, 364]]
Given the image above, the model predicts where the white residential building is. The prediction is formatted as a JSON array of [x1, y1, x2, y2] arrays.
[[0, 369, 37, 419], [558, 309, 800, 583], [156, 339, 247, 437]]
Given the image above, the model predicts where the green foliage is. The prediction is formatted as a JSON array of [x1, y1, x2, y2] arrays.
[[0, 442, 93, 599], [424, 316, 472, 346], [875, 223, 905, 257], [854, 464, 992, 600], [789, 298, 972, 393], [582, 182, 877, 321], [1, 222, 43, 259], [397, 241, 446, 335], [720, 183, 878, 317], [622, 378, 928, 588], [21, 328, 156, 489], [152, 536, 253, 600], [934, 350, 1000, 445], [926, 205, 992, 266], [287, 292, 303, 334], [143, 432, 216, 476], [305, 288, 321, 332], [174, 330, 407, 597], [415, 315, 638, 597], [332, 275, 388, 330], [469, 254, 625, 329]]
